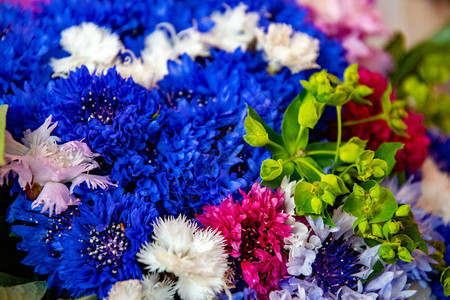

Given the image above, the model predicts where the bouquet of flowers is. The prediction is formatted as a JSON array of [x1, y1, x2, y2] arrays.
[[1, 0, 450, 299]]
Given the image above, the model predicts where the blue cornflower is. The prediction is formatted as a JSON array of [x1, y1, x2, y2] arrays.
[[0, 3, 58, 94], [57, 188, 159, 298], [6, 190, 79, 288], [39, 66, 164, 185], [0, 83, 44, 140]]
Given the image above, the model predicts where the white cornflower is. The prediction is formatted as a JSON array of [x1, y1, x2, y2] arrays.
[[256, 23, 320, 74], [141, 273, 176, 300], [0, 116, 115, 216], [107, 280, 142, 300], [202, 3, 260, 52], [50, 22, 123, 77], [137, 216, 229, 300]]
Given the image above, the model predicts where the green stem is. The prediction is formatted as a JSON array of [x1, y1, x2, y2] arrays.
[[293, 126, 306, 155], [295, 158, 324, 179], [267, 140, 286, 152], [339, 164, 356, 177], [307, 150, 336, 156], [334, 106, 342, 165], [343, 114, 386, 127]]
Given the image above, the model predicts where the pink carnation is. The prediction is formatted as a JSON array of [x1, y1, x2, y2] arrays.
[[0, 116, 115, 216], [196, 182, 292, 299]]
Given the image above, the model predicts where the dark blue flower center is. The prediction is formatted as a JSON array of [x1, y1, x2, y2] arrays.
[[81, 90, 118, 125], [310, 236, 364, 294], [43, 207, 79, 243], [83, 223, 130, 273]]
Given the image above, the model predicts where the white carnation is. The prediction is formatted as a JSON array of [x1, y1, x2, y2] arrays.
[[50, 22, 123, 76], [137, 216, 229, 300], [202, 3, 260, 52], [256, 23, 320, 74]]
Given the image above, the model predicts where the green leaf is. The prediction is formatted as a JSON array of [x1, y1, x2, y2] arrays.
[[321, 174, 349, 195], [395, 210, 428, 254], [294, 181, 315, 215], [379, 244, 397, 264], [243, 112, 269, 147], [0, 104, 8, 165], [363, 260, 385, 284], [441, 267, 450, 296], [374, 142, 404, 176], [343, 184, 366, 218], [0, 273, 30, 287], [380, 84, 392, 116], [339, 137, 367, 164], [385, 32, 406, 66], [294, 157, 324, 182], [369, 185, 398, 223], [298, 93, 325, 129], [0, 281, 46, 300], [282, 92, 309, 156], [260, 159, 283, 181]]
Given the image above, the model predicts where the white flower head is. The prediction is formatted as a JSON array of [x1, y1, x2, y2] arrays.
[[141, 273, 176, 300], [107, 279, 142, 300], [0, 116, 115, 216], [134, 23, 210, 88], [50, 22, 124, 77], [256, 23, 320, 74], [137, 215, 229, 300], [202, 3, 260, 52]]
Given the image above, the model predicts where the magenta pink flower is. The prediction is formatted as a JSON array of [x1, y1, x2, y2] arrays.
[[0, 116, 115, 216], [196, 182, 292, 299]]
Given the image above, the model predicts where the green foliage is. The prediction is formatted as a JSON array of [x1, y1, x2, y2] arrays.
[[0, 104, 8, 165], [387, 24, 450, 132], [0, 273, 45, 300], [339, 137, 367, 164], [441, 267, 450, 296]]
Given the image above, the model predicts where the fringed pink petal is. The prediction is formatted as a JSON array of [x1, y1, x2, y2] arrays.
[[0, 159, 33, 188], [22, 115, 60, 148], [4, 131, 29, 156], [69, 174, 116, 193], [31, 182, 80, 217], [59, 140, 100, 159]]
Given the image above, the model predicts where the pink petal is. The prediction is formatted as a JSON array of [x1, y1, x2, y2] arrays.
[[69, 174, 116, 192], [22, 115, 59, 148], [31, 182, 80, 217]]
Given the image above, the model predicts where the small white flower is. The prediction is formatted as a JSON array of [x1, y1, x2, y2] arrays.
[[137, 216, 229, 300], [107, 279, 142, 300], [50, 22, 123, 77], [0, 116, 115, 216], [141, 273, 176, 300], [202, 3, 260, 52], [256, 23, 320, 74]]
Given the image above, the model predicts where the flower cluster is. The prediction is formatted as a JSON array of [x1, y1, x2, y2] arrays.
[[1, 0, 449, 299]]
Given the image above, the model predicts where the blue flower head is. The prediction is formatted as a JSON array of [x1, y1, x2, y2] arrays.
[[0, 3, 58, 94], [40, 66, 164, 177], [56, 188, 159, 298], [7, 191, 79, 289]]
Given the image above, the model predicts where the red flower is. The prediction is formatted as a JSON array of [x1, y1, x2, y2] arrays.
[[196, 182, 292, 299], [340, 68, 429, 171]]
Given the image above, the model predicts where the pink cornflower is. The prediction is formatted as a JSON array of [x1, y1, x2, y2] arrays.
[[0, 116, 115, 216], [196, 182, 292, 299]]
